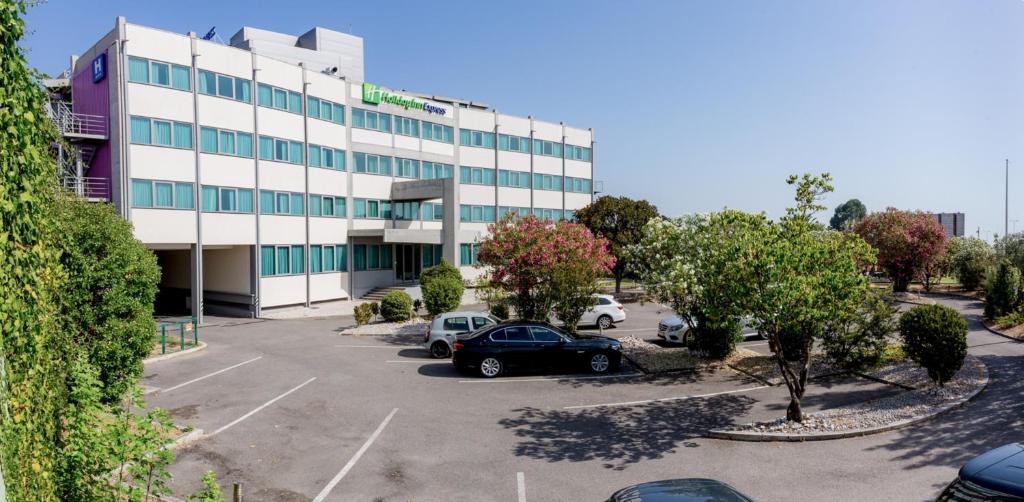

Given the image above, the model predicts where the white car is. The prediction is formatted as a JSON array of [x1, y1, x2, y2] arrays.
[[657, 315, 762, 344], [579, 294, 626, 329]]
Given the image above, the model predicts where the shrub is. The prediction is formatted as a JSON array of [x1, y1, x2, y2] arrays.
[[693, 314, 742, 359], [369, 301, 380, 319], [949, 236, 994, 291], [187, 471, 225, 502], [412, 299, 422, 312], [879, 343, 906, 366], [899, 304, 968, 386], [996, 311, 1024, 329], [490, 303, 510, 320], [822, 290, 898, 371], [354, 303, 373, 326], [984, 259, 1021, 319], [420, 259, 464, 316], [854, 209, 948, 292], [380, 291, 413, 322]]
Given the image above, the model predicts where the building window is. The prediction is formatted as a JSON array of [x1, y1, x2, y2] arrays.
[[498, 169, 531, 188], [309, 195, 346, 218], [460, 166, 496, 186], [460, 243, 481, 266], [420, 162, 454, 180], [498, 206, 531, 219], [533, 208, 565, 221], [422, 202, 444, 221], [459, 128, 495, 148], [307, 145, 346, 171], [498, 134, 530, 153], [421, 244, 443, 268], [310, 244, 348, 273], [533, 139, 563, 158], [127, 56, 191, 91], [131, 179, 194, 209], [352, 152, 393, 176], [258, 135, 304, 165], [197, 70, 252, 103], [459, 204, 496, 223], [532, 174, 564, 192], [306, 96, 344, 124], [351, 108, 392, 133], [200, 127, 253, 158], [421, 121, 454, 144], [256, 83, 302, 114], [565, 144, 592, 162], [352, 244, 392, 271], [564, 176, 593, 194], [130, 116, 193, 149], [259, 190, 304, 216], [394, 116, 419, 137], [201, 185, 254, 213], [394, 201, 420, 221], [353, 198, 392, 219], [395, 158, 420, 179], [260, 245, 305, 276]]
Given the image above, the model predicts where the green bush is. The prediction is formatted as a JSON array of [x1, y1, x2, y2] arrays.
[[54, 197, 160, 402], [949, 236, 994, 291], [984, 259, 1021, 319], [420, 259, 464, 316], [354, 303, 373, 326], [996, 311, 1024, 329], [380, 291, 413, 322], [693, 313, 742, 359], [822, 290, 897, 371], [412, 299, 423, 312], [490, 303, 510, 320], [899, 304, 968, 386], [369, 301, 380, 319]]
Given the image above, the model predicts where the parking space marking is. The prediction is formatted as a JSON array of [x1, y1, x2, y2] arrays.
[[312, 407, 399, 502], [578, 328, 655, 333], [458, 372, 642, 384], [384, 360, 430, 363], [159, 356, 263, 393], [208, 377, 317, 437], [517, 472, 527, 502], [336, 345, 408, 349], [563, 385, 770, 410]]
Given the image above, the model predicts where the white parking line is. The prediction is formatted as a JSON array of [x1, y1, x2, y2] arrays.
[[336, 345, 408, 349], [578, 328, 655, 333], [207, 377, 316, 437], [517, 472, 527, 502], [458, 372, 642, 384], [563, 385, 770, 410], [159, 356, 263, 393], [313, 407, 399, 502], [384, 360, 430, 363]]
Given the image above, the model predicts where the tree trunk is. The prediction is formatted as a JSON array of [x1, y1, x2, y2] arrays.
[[614, 274, 622, 294], [894, 276, 909, 292], [786, 396, 802, 422]]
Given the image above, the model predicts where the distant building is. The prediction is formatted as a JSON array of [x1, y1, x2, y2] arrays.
[[934, 213, 965, 238]]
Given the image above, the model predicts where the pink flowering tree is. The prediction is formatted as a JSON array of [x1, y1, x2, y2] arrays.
[[854, 209, 948, 292], [477, 214, 615, 330]]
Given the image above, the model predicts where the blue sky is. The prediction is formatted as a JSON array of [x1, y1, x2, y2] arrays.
[[23, 1, 1024, 239]]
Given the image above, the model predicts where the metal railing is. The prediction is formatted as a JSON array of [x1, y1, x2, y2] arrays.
[[155, 317, 200, 355], [48, 100, 107, 138], [61, 176, 109, 200]]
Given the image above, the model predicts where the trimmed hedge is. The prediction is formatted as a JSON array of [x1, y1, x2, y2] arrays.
[[898, 304, 968, 386], [380, 291, 413, 322], [420, 259, 463, 316]]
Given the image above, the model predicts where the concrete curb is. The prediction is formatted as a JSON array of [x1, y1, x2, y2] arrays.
[[168, 428, 204, 450], [144, 341, 207, 364], [707, 357, 989, 442], [979, 320, 1023, 343]]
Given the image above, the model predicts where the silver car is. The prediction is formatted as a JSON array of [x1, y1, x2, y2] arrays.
[[424, 311, 500, 358]]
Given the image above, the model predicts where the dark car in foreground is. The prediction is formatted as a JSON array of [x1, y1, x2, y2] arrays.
[[938, 443, 1024, 500], [607, 478, 755, 502], [452, 321, 621, 378]]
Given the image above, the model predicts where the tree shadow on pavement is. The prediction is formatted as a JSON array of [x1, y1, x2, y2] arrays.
[[498, 394, 756, 471]]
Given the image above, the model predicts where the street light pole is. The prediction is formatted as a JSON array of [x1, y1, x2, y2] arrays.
[[1006, 159, 1009, 238]]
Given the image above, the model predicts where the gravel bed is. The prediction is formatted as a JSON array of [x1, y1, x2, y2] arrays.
[[728, 351, 840, 385], [724, 355, 986, 434], [863, 360, 931, 389], [340, 319, 428, 336]]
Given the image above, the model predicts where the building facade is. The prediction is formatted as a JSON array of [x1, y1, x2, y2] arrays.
[[934, 212, 965, 238], [60, 18, 594, 319]]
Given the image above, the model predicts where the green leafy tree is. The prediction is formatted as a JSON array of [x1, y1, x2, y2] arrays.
[[829, 198, 867, 230], [727, 173, 875, 422], [419, 259, 463, 316], [550, 259, 600, 333], [854, 209, 948, 292], [984, 259, 1021, 319], [54, 197, 160, 402], [995, 232, 1024, 274], [821, 289, 898, 371], [949, 236, 994, 291], [573, 196, 658, 293], [899, 304, 968, 386]]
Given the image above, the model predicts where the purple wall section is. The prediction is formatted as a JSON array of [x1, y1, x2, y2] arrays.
[[71, 49, 112, 200]]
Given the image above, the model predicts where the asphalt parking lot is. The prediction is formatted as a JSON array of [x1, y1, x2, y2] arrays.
[[143, 297, 1018, 501]]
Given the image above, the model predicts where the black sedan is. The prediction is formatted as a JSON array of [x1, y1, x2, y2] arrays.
[[938, 443, 1024, 500], [451, 321, 622, 378], [607, 479, 755, 502]]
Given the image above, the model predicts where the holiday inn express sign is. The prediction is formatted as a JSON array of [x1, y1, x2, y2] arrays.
[[362, 83, 447, 116]]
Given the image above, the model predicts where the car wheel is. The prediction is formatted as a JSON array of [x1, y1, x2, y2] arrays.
[[430, 341, 451, 359], [597, 315, 613, 330], [590, 352, 611, 373], [479, 357, 503, 378]]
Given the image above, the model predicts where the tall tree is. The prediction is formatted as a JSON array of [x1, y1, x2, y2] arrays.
[[573, 196, 658, 293], [829, 198, 867, 230], [854, 209, 948, 292]]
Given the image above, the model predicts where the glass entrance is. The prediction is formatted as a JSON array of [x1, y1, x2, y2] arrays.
[[395, 244, 421, 282]]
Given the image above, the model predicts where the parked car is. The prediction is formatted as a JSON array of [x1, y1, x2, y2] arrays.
[[424, 311, 499, 358], [606, 478, 755, 501], [579, 294, 627, 329], [937, 443, 1024, 500], [657, 316, 762, 344], [452, 321, 622, 378]]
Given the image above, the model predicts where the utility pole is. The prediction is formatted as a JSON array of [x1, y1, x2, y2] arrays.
[[1006, 159, 1010, 238]]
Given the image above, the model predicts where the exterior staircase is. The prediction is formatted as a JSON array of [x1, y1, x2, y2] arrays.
[[361, 286, 407, 301], [45, 95, 110, 201]]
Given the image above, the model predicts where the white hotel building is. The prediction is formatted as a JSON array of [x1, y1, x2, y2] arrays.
[[56, 18, 594, 319]]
